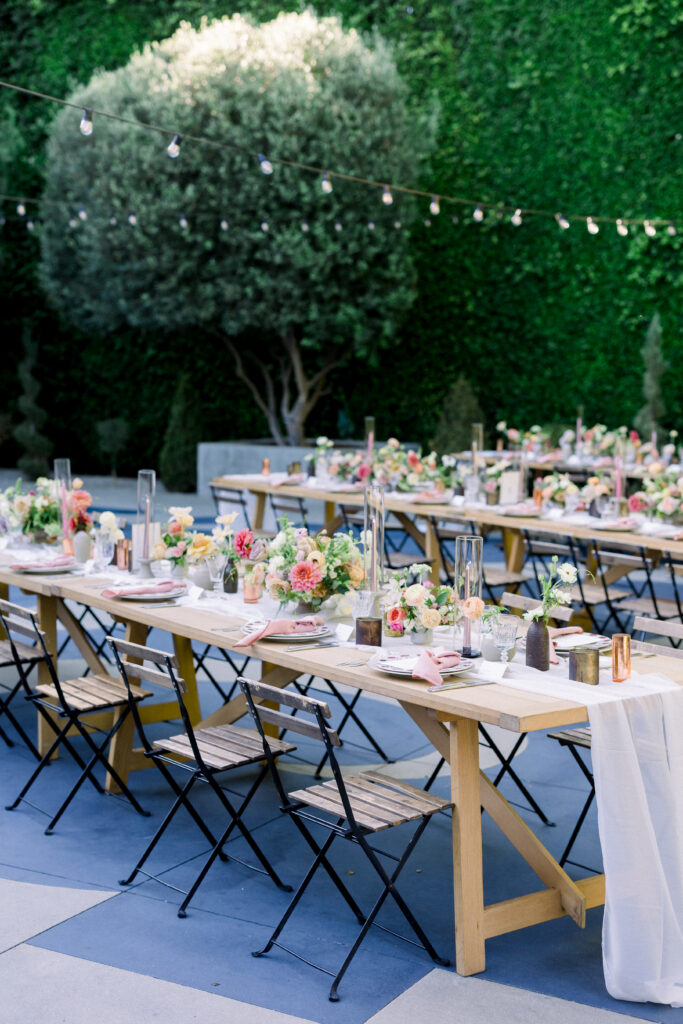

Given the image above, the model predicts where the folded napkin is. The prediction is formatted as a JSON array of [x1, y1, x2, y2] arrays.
[[411, 648, 462, 687], [412, 489, 447, 504], [10, 555, 75, 571], [548, 625, 583, 665], [235, 615, 325, 647], [501, 503, 540, 516], [596, 517, 638, 531], [270, 473, 306, 487], [101, 580, 186, 599]]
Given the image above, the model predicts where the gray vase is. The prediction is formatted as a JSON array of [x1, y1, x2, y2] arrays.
[[525, 619, 550, 672]]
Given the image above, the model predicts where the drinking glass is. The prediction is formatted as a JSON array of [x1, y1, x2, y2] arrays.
[[207, 552, 228, 595], [565, 492, 580, 515], [492, 617, 518, 665], [93, 530, 115, 572]]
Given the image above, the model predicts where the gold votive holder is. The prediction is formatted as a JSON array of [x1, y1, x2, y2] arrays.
[[612, 634, 631, 682], [243, 581, 262, 605], [287, 461, 301, 475], [568, 648, 599, 685], [356, 617, 382, 646], [116, 539, 130, 571]]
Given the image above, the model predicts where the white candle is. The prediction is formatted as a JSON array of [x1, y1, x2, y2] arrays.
[[143, 496, 150, 559], [472, 440, 478, 473], [615, 455, 623, 499], [463, 562, 471, 652], [367, 430, 374, 466], [370, 516, 377, 592]]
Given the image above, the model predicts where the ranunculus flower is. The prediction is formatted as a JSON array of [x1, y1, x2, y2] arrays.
[[628, 493, 648, 513], [152, 541, 168, 559], [190, 533, 215, 560], [358, 463, 371, 480], [420, 607, 441, 630], [168, 520, 183, 535], [658, 496, 679, 516], [268, 579, 291, 601], [307, 550, 326, 569], [387, 606, 406, 626], [461, 596, 485, 620], [289, 560, 323, 592], [70, 489, 92, 511], [234, 528, 254, 558], [404, 584, 426, 606]]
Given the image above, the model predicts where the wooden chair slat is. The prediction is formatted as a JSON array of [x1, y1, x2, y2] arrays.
[[347, 776, 449, 815], [153, 736, 229, 770], [119, 660, 183, 692], [338, 780, 432, 821], [2, 616, 46, 641], [633, 615, 683, 640], [360, 771, 451, 809], [596, 550, 651, 570], [0, 598, 34, 621], [0, 639, 41, 665], [256, 706, 341, 746], [501, 592, 573, 623], [631, 638, 683, 659], [201, 724, 294, 757], [109, 637, 178, 669], [242, 679, 332, 718], [288, 785, 390, 831], [548, 728, 592, 748]]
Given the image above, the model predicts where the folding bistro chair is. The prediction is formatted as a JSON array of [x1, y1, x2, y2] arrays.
[[210, 483, 252, 528], [0, 614, 44, 758], [109, 637, 295, 916], [269, 492, 308, 529], [547, 614, 683, 869], [240, 678, 452, 1002], [1, 598, 150, 834]]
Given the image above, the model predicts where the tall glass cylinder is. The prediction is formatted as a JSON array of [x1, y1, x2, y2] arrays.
[[54, 458, 72, 542], [364, 416, 375, 468], [363, 482, 385, 592], [137, 469, 156, 561], [471, 422, 484, 473], [455, 534, 483, 657]]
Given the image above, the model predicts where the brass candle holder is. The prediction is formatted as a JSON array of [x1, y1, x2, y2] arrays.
[[568, 648, 599, 685], [355, 617, 382, 646], [612, 634, 631, 682]]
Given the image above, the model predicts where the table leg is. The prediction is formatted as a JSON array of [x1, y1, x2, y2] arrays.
[[450, 716, 486, 975], [424, 519, 443, 584], [253, 493, 266, 531], [105, 620, 148, 793], [502, 527, 525, 574]]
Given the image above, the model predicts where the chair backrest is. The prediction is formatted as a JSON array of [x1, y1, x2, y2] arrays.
[[632, 616, 683, 658], [501, 590, 573, 623], [210, 484, 251, 530], [590, 539, 653, 572], [0, 598, 51, 692], [269, 494, 307, 528], [523, 531, 577, 561], [239, 678, 357, 820]]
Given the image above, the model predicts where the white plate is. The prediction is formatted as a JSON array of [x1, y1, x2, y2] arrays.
[[14, 564, 77, 575], [553, 633, 610, 651], [593, 520, 638, 532], [115, 588, 186, 602], [240, 622, 331, 641], [371, 654, 475, 677]]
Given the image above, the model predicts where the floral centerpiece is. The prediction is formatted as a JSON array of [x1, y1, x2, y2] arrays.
[[96, 510, 124, 541], [68, 480, 93, 534], [580, 475, 611, 508], [540, 472, 580, 506], [4, 477, 61, 542], [383, 565, 456, 640], [264, 521, 364, 611], [328, 449, 371, 484], [496, 421, 521, 448], [372, 438, 441, 491], [524, 556, 578, 671], [211, 512, 239, 556], [152, 506, 196, 568]]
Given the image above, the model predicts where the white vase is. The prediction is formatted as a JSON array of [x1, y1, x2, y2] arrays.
[[72, 531, 92, 563], [187, 564, 211, 590], [409, 628, 433, 646]]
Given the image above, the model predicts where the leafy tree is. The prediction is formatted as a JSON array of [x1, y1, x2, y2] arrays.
[[39, 12, 427, 445], [96, 417, 130, 476], [13, 326, 52, 478], [634, 312, 667, 442], [430, 375, 484, 455], [158, 373, 202, 492]]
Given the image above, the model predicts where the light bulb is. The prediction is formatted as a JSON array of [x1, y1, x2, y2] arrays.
[[69, 218, 79, 228], [644, 220, 656, 237], [258, 153, 273, 175], [423, 218, 431, 227], [321, 172, 333, 194], [167, 134, 182, 159], [334, 221, 342, 232], [78, 206, 87, 221], [555, 213, 570, 229], [16, 202, 25, 216], [381, 185, 393, 206], [260, 221, 269, 232], [429, 195, 440, 215], [511, 208, 523, 226], [128, 212, 137, 226], [473, 205, 484, 222], [220, 219, 228, 231], [179, 214, 188, 230], [587, 216, 599, 235], [26, 219, 35, 232], [394, 220, 402, 229], [109, 216, 117, 226], [79, 109, 93, 136], [301, 220, 309, 232], [616, 219, 629, 237], [667, 223, 677, 236], [368, 221, 375, 230]]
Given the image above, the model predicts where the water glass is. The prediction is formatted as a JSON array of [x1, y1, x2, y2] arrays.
[[492, 617, 518, 665], [207, 553, 228, 595], [93, 530, 115, 572]]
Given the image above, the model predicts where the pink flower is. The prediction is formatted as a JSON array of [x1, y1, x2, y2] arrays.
[[234, 528, 253, 559], [407, 450, 421, 470], [461, 596, 485, 620], [168, 520, 182, 536], [387, 606, 406, 626], [507, 428, 520, 443], [358, 463, 371, 480], [289, 561, 323, 592], [629, 430, 640, 445], [628, 493, 648, 513], [69, 489, 92, 512], [168, 544, 183, 558]]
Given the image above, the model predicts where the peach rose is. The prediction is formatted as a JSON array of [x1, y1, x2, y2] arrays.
[[461, 596, 485, 620], [404, 584, 426, 606], [420, 607, 441, 629]]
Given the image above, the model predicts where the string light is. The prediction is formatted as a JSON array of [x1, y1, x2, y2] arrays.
[[258, 153, 273, 175], [260, 221, 269, 231], [381, 185, 393, 206], [473, 205, 484, 222], [128, 212, 137, 226], [616, 219, 629, 237], [586, 216, 599, 235], [368, 220, 375, 230], [26, 219, 35, 231], [644, 220, 656, 237], [555, 213, 570, 229], [79, 109, 93, 136], [167, 134, 182, 158], [300, 220, 309, 232], [16, 201, 25, 216], [220, 219, 228, 231], [321, 172, 333, 194], [78, 206, 87, 221], [429, 195, 440, 215], [511, 208, 523, 226], [334, 221, 342, 231], [178, 214, 188, 230], [668, 223, 677, 236], [394, 220, 402, 229]]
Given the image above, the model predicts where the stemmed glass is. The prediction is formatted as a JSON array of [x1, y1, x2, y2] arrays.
[[93, 530, 115, 572], [492, 617, 518, 665], [207, 552, 228, 596]]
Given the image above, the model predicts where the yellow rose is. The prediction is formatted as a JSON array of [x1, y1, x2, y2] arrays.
[[348, 562, 365, 585], [420, 607, 441, 630], [216, 512, 238, 527], [404, 584, 426, 607], [307, 550, 326, 569], [168, 506, 194, 528], [189, 533, 216, 560], [152, 541, 168, 560]]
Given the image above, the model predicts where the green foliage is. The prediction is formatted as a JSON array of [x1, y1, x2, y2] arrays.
[[634, 312, 667, 441], [158, 373, 202, 492], [430, 375, 484, 455], [13, 327, 52, 478], [96, 417, 130, 476]]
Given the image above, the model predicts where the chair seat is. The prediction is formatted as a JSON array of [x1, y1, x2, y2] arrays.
[[484, 567, 530, 587], [573, 583, 627, 605], [36, 674, 149, 712], [0, 638, 42, 666], [548, 727, 592, 749], [288, 770, 452, 833], [616, 596, 681, 617], [153, 723, 295, 771], [385, 552, 435, 570]]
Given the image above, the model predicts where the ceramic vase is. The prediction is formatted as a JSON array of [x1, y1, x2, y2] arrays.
[[72, 531, 92, 563], [222, 557, 238, 593], [409, 628, 433, 646], [525, 619, 550, 672]]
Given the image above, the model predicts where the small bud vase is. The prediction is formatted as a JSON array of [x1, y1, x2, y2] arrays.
[[525, 619, 550, 672], [409, 627, 433, 646], [72, 531, 92, 563]]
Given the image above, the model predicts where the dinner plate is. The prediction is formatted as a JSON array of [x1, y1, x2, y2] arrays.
[[240, 622, 331, 641], [115, 588, 186, 602], [371, 653, 475, 677], [13, 564, 77, 575], [593, 520, 637, 532], [501, 505, 541, 517], [552, 633, 610, 651]]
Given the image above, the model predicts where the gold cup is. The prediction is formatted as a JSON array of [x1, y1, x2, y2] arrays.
[[568, 648, 599, 685], [356, 617, 382, 646], [612, 634, 631, 682]]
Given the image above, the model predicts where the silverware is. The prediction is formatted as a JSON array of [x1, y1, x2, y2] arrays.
[[285, 641, 339, 651], [139, 601, 178, 608], [337, 659, 368, 667]]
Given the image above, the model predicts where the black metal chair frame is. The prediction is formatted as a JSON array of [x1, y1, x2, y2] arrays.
[[589, 541, 657, 634], [210, 484, 252, 529], [192, 642, 252, 704], [269, 493, 308, 529], [0, 644, 43, 759], [110, 637, 291, 916], [548, 732, 596, 872], [522, 531, 611, 633], [240, 677, 450, 1002], [1, 599, 148, 834]]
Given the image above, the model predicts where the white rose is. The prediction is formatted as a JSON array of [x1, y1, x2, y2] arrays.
[[556, 563, 578, 585], [99, 511, 117, 530]]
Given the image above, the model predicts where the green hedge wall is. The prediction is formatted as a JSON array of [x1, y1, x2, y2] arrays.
[[0, 0, 681, 472]]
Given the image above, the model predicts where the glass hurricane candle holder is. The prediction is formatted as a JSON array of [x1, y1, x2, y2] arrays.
[[454, 535, 483, 658]]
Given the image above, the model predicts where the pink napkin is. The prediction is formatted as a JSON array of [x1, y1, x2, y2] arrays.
[[11, 555, 75, 571], [598, 517, 637, 530], [548, 626, 583, 665], [101, 580, 186, 599], [412, 649, 462, 687], [235, 615, 325, 647], [271, 473, 306, 487], [412, 490, 445, 504]]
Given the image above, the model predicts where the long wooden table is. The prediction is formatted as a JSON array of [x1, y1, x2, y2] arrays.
[[3, 564, 683, 978], [212, 473, 683, 581]]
